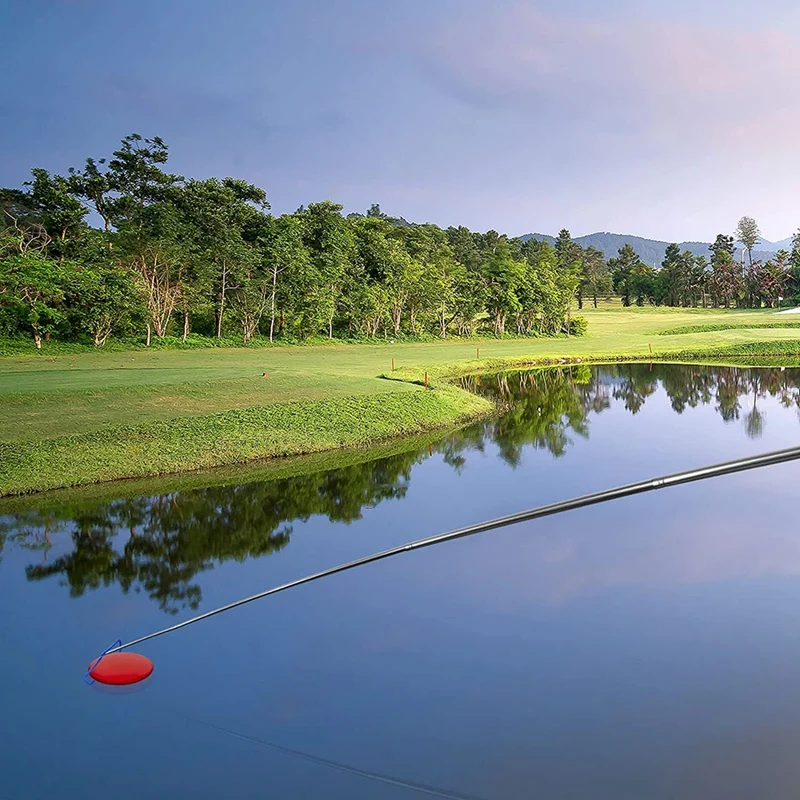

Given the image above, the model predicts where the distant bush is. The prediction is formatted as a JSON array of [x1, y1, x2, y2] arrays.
[[659, 322, 800, 336], [569, 316, 588, 336]]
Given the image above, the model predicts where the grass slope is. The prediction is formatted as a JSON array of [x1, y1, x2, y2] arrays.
[[3, 306, 800, 496], [0, 429, 451, 515], [0, 387, 490, 496]]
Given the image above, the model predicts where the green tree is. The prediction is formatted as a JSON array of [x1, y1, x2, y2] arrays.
[[20, 168, 88, 258], [580, 246, 610, 308], [659, 243, 682, 306], [119, 201, 186, 341], [0, 253, 70, 348], [629, 263, 656, 306], [690, 255, 710, 308], [432, 243, 461, 339], [710, 256, 742, 308], [757, 251, 790, 308], [72, 263, 143, 346], [67, 135, 185, 342], [609, 244, 642, 307], [258, 214, 308, 342], [520, 239, 563, 334], [710, 234, 736, 264], [708, 235, 742, 307], [178, 177, 268, 339], [482, 238, 522, 335], [446, 226, 481, 274], [789, 230, 800, 305], [397, 225, 446, 336], [300, 201, 354, 338], [555, 228, 585, 308], [735, 216, 760, 267]]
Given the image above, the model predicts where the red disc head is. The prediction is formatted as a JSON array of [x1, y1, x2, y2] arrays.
[[88, 652, 154, 685]]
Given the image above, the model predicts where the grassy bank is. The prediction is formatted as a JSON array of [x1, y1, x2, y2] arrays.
[[3, 306, 800, 497], [0, 386, 490, 496], [0, 428, 457, 515]]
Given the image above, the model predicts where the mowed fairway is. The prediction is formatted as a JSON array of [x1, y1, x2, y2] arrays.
[[2, 306, 800, 496], [2, 306, 800, 444]]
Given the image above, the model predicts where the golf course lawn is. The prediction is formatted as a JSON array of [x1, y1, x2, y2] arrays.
[[2, 306, 800, 496]]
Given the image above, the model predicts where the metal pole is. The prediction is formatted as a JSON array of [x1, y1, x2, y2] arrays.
[[107, 444, 800, 655]]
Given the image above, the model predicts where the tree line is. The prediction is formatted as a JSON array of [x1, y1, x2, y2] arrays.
[[3, 136, 798, 350], [0, 134, 586, 349], [607, 216, 800, 309]]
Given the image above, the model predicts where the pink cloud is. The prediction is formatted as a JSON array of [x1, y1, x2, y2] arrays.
[[429, 4, 800, 152]]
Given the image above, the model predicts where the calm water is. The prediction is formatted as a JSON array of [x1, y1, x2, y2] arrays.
[[3, 364, 800, 799]]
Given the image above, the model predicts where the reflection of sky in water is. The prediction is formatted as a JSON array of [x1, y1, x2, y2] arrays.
[[2, 365, 800, 799]]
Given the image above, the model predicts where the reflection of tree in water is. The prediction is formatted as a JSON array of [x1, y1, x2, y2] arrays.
[[745, 373, 765, 440], [6, 450, 423, 612], [5, 365, 800, 611], [611, 370, 658, 414], [460, 364, 800, 462], [460, 366, 601, 464]]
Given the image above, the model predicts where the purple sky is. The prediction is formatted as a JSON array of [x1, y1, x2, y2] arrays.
[[3, 0, 800, 241]]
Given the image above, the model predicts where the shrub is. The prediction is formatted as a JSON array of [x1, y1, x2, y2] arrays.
[[569, 316, 588, 336]]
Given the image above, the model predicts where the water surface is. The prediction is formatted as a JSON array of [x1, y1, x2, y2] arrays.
[[3, 364, 800, 799]]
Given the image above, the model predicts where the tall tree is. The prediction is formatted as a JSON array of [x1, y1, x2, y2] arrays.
[[608, 244, 642, 307], [735, 216, 761, 267], [482, 238, 522, 336], [555, 228, 584, 308], [177, 177, 268, 339], [256, 215, 307, 342], [710, 255, 742, 308], [68, 135, 184, 342], [660, 243, 683, 306], [300, 201, 354, 339], [629, 263, 656, 306], [709, 234, 736, 265], [790, 230, 800, 305], [708, 234, 741, 307], [758, 251, 790, 308], [21, 169, 87, 257], [581, 246, 610, 309]]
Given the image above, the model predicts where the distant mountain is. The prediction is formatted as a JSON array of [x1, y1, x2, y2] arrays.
[[519, 231, 786, 266], [757, 236, 794, 252]]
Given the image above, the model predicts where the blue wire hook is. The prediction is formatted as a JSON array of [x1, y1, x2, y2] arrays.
[[84, 639, 122, 685]]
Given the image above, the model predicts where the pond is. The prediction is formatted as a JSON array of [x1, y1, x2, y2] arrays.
[[2, 363, 800, 799]]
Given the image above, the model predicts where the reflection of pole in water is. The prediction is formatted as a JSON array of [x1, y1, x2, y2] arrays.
[[745, 386, 764, 440]]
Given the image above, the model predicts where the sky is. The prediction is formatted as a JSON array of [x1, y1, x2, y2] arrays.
[[3, 0, 800, 242]]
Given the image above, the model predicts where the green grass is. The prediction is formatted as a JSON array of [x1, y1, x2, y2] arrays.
[[0, 387, 490, 496], [658, 321, 800, 336], [3, 305, 800, 497], [0, 429, 453, 516]]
